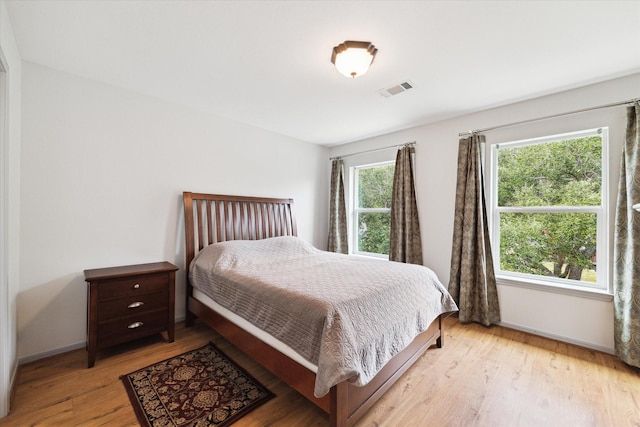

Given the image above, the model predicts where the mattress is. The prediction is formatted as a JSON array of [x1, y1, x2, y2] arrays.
[[192, 288, 317, 372]]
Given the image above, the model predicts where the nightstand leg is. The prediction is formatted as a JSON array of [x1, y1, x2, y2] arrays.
[[88, 347, 96, 368], [168, 317, 175, 342]]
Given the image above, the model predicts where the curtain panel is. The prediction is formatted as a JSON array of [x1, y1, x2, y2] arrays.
[[390, 145, 423, 265], [448, 134, 500, 326], [328, 159, 348, 254], [614, 104, 640, 368]]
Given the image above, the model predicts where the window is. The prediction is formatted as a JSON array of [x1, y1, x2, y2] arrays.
[[352, 161, 394, 257], [490, 128, 608, 291]]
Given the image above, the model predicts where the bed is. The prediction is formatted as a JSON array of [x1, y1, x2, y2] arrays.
[[182, 191, 457, 427]]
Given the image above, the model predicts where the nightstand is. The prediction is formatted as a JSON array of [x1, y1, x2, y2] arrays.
[[84, 261, 178, 368]]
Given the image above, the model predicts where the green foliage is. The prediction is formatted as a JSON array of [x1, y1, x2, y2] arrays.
[[358, 212, 391, 255], [498, 136, 601, 207], [358, 164, 394, 208], [497, 136, 601, 282], [500, 213, 597, 279], [357, 164, 394, 255]]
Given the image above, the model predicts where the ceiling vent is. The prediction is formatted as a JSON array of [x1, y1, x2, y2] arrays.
[[378, 81, 414, 98]]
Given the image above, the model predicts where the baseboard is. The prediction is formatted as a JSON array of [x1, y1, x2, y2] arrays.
[[497, 321, 615, 355], [18, 341, 86, 366]]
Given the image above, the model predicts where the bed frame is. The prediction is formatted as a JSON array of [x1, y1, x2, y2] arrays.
[[183, 191, 444, 427]]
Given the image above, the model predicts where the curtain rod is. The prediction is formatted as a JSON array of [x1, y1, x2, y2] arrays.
[[458, 98, 640, 137], [329, 141, 415, 161]]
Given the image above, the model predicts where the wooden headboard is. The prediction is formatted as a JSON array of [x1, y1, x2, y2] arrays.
[[182, 192, 297, 268]]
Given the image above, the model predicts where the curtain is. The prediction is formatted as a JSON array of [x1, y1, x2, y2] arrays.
[[614, 104, 640, 368], [448, 134, 500, 326], [328, 159, 348, 254], [390, 145, 423, 264]]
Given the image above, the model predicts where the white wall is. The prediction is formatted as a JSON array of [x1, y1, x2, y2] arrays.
[[18, 62, 328, 361], [329, 73, 640, 353], [0, 0, 21, 417]]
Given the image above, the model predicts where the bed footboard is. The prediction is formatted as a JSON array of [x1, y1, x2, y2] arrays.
[[330, 316, 442, 426], [190, 293, 443, 427]]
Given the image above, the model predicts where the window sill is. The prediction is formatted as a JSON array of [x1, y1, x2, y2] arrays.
[[349, 253, 388, 261], [496, 275, 613, 302]]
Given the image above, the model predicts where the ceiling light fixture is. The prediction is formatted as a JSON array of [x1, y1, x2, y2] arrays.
[[331, 40, 377, 78]]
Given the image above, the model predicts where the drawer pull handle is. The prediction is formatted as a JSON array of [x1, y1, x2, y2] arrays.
[[133, 284, 140, 289], [128, 322, 144, 329], [127, 301, 144, 309]]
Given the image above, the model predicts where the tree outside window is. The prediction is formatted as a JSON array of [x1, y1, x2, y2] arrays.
[[492, 128, 608, 289], [353, 162, 394, 257]]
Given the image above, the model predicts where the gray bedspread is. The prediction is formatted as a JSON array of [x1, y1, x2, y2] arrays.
[[189, 236, 458, 397]]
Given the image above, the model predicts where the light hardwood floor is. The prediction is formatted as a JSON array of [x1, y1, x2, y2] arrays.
[[3, 316, 640, 426]]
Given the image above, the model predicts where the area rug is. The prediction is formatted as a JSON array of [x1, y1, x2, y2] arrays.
[[120, 342, 274, 427]]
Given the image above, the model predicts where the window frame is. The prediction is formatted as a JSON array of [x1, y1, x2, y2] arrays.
[[350, 160, 395, 259], [488, 127, 610, 294]]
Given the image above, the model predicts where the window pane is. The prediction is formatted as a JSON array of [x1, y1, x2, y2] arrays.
[[497, 136, 602, 207], [357, 164, 394, 209], [499, 212, 597, 283], [357, 212, 390, 255]]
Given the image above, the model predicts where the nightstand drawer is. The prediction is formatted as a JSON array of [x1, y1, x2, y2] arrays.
[[97, 273, 168, 301], [98, 291, 169, 322], [97, 310, 169, 347]]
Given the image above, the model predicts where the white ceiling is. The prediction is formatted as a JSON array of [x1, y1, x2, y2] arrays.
[[5, 1, 640, 146]]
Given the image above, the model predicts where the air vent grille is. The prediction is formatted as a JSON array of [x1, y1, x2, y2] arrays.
[[378, 81, 414, 98]]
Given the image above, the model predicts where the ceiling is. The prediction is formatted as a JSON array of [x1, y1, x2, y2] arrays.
[[5, 1, 640, 146]]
